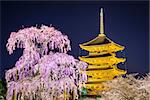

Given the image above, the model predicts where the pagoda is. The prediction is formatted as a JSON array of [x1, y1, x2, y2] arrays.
[[79, 8, 127, 95]]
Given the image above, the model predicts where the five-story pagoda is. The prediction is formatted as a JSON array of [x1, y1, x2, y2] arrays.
[[79, 8, 127, 95]]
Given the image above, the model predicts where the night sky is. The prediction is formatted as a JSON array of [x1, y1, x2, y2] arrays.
[[0, 1, 149, 79]]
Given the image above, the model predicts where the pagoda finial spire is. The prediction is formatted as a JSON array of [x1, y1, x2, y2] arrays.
[[100, 8, 104, 34]]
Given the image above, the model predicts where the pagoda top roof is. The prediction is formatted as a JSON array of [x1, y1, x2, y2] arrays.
[[80, 33, 113, 46], [79, 8, 124, 52]]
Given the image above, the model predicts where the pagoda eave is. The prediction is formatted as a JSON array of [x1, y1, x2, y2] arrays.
[[79, 56, 126, 65], [86, 69, 126, 78], [87, 78, 113, 83], [80, 42, 124, 54], [85, 83, 107, 92], [87, 65, 114, 70]]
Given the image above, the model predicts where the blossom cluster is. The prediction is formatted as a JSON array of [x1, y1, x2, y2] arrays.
[[101, 74, 150, 100], [6, 53, 87, 99], [5, 25, 87, 100], [6, 25, 71, 55]]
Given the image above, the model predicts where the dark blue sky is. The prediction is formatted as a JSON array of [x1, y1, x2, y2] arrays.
[[0, 1, 149, 79]]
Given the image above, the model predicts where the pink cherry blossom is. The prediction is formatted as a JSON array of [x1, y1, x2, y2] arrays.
[[5, 25, 87, 100]]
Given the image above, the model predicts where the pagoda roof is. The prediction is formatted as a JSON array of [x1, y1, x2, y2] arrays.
[[79, 34, 125, 53], [79, 8, 125, 53], [80, 33, 112, 46], [86, 68, 127, 83], [81, 53, 112, 58], [79, 55, 126, 65]]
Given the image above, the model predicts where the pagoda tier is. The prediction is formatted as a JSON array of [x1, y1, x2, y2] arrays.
[[79, 53, 125, 65], [86, 67, 126, 82], [87, 64, 114, 69], [80, 34, 124, 55], [80, 66, 126, 83], [85, 83, 107, 95], [79, 8, 127, 96]]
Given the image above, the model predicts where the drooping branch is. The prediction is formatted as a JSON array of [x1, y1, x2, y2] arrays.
[[5, 25, 88, 100], [6, 25, 71, 55], [6, 53, 87, 99]]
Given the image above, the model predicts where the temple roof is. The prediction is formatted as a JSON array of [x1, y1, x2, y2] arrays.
[[79, 55, 126, 65], [79, 34, 124, 53], [82, 53, 112, 58], [80, 33, 112, 46], [79, 8, 124, 52]]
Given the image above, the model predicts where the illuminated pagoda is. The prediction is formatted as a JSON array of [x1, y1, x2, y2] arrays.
[[79, 8, 127, 95]]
